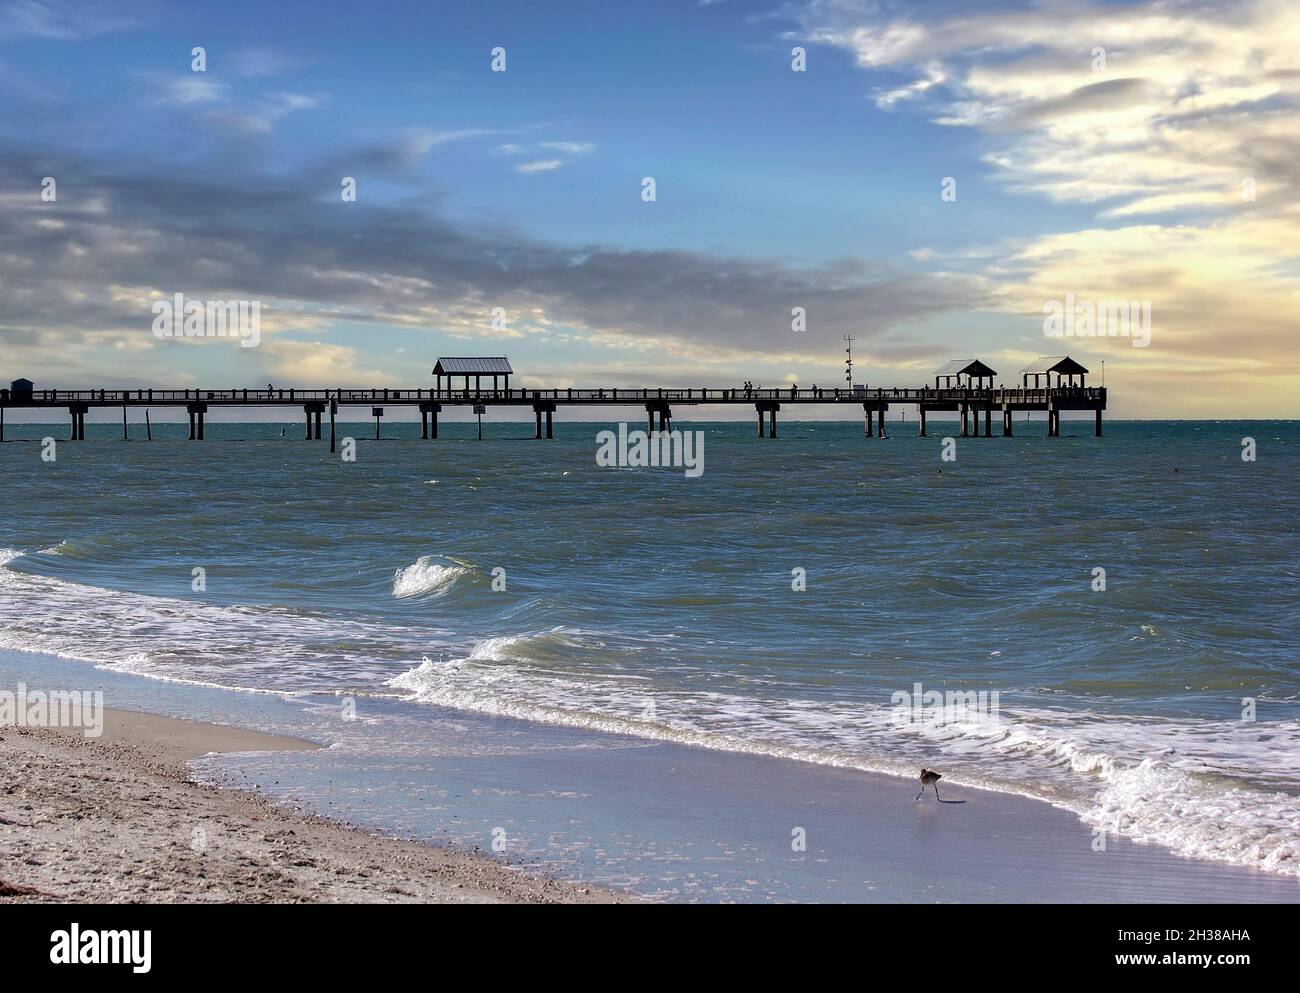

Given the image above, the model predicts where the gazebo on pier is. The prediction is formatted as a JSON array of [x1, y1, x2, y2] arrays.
[[433, 356, 513, 394], [933, 359, 997, 390], [1019, 355, 1088, 389]]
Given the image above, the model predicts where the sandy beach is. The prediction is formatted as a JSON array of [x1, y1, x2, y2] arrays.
[[0, 708, 622, 904]]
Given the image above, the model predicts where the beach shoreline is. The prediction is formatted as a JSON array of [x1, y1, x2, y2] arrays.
[[0, 706, 625, 904], [2, 648, 1297, 903]]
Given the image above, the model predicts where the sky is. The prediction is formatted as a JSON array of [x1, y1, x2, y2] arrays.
[[1, 0, 1297, 418]]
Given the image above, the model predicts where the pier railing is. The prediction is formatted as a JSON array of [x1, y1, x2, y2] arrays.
[[1, 386, 1107, 406]]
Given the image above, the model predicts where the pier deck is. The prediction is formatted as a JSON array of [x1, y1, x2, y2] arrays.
[[0, 384, 1107, 443]]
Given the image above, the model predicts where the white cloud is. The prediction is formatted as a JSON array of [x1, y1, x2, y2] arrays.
[[539, 141, 594, 154], [0, 0, 142, 40], [515, 158, 564, 173], [153, 76, 227, 106], [799, 0, 1300, 215], [796, 0, 1300, 411]]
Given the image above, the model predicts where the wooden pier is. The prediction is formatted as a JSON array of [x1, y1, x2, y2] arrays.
[[0, 382, 1107, 448]]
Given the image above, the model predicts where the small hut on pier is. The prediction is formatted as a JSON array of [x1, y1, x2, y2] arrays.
[[933, 359, 997, 390], [1019, 356, 1088, 389], [433, 357, 513, 394]]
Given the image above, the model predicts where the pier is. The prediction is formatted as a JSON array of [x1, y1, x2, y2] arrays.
[[0, 356, 1107, 449]]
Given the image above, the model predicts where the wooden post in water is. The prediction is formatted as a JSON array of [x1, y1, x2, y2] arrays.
[[918, 406, 927, 437], [329, 399, 337, 453], [122, 402, 128, 440], [372, 406, 383, 440], [984, 408, 992, 437], [1095, 409, 1102, 437], [146, 409, 152, 440]]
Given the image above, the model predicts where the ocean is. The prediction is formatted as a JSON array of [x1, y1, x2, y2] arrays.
[[1, 416, 1297, 895]]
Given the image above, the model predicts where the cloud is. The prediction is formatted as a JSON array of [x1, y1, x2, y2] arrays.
[[0, 146, 983, 382], [539, 141, 594, 155], [150, 75, 227, 106], [203, 92, 323, 134], [0, 0, 145, 40], [798, 0, 1300, 215], [499, 140, 595, 171], [515, 158, 564, 173], [796, 0, 1300, 413]]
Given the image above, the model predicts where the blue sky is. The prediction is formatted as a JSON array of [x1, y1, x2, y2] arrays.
[[2, 0, 1297, 416]]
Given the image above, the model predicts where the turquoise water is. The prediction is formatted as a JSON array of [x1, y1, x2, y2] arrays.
[[1, 418, 1297, 882]]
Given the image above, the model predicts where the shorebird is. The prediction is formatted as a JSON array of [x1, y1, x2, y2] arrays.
[[915, 768, 942, 801]]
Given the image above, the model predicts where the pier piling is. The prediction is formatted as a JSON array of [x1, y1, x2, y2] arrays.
[[530, 401, 556, 439], [185, 403, 207, 440], [418, 402, 440, 440], [68, 403, 88, 441]]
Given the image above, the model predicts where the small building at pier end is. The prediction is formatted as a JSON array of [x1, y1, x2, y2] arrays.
[[1019, 356, 1089, 389]]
